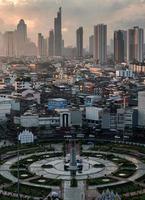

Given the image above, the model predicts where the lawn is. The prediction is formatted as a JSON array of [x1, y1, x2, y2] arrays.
[[5, 183, 51, 198]]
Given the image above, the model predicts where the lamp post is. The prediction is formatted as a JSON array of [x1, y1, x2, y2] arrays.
[[17, 126, 20, 200]]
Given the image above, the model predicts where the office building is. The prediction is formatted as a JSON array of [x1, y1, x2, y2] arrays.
[[49, 30, 54, 56], [38, 33, 48, 58], [76, 27, 83, 58], [89, 35, 94, 56], [4, 31, 16, 57], [93, 24, 107, 65], [127, 26, 144, 63], [114, 30, 125, 63], [54, 7, 62, 56], [138, 91, 145, 127], [16, 19, 27, 57]]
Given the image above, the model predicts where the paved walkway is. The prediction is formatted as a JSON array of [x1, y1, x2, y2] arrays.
[[84, 150, 145, 189], [1, 147, 145, 199], [29, 156, 117, 180], [0, 151, 61, 190]]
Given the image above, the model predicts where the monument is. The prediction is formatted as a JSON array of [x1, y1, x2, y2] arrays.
[[63, 131, 85, 200]]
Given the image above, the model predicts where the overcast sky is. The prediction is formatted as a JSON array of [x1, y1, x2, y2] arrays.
[[0, 0, 145, 47]]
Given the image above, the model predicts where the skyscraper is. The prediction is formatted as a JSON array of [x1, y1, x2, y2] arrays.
[[138, 91, 145, 127], [16, 19, 27, 57], [89, 35, 94, 56], [49, 30, 54, 56], [38, 33, 47, 58], [93, 24, 107, 65], [76, 27, 83, 58], [127, 26, 144, 63], [54, 7, 62, 56], [4, 31, 16, 57], [114, 30, 125, 64]]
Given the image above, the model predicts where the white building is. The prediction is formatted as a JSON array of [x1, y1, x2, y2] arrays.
[[85, 95, 102, 106], [85, 107, 103, 127], [116, 69, 134, 78], [14, 114, 60, 128], [18, 130, 34, 144], [20, 114, 39, 127], [14, 109, 82, 128], [0, 97, 20, 121], [86, 107, 103, 121], [99, 189, 121, 200], [22, 89, 40, 104], [14, 79, 32, 91]]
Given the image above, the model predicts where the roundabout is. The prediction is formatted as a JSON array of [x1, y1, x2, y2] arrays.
[[1, 141, 145, 199], [0, 150, 145, 186], [29, 156, 117, 180]]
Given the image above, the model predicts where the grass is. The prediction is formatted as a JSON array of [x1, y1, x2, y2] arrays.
[[0, 175, 12, 185], [136, 174, 145, 183], [113, 168, 136, 178], [125, 194, 145, 200], [11, 170, 34, 179], [5, 183, 51, 197], [87, 177, 116, 186], [30, 177, 62, 186], [0, 196, 20, 200]]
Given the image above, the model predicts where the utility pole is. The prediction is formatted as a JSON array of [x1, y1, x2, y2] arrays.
[[17, 127, 20, 200]]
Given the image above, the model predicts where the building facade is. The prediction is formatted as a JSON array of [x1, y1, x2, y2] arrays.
[[76, 27, 83, 58], [114, 30, 125, 63], [93, 24, 107, 65], [127, 26, 144, 63], [49, 30, 54, 56], [54, 7, 62, 56]]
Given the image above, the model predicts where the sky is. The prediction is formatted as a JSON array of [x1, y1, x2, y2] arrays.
[[0, 0, 145, 47]]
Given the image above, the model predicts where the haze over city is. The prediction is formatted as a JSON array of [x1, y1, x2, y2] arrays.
[[2, 1, 145, 200], [0, 0, 145, 46]]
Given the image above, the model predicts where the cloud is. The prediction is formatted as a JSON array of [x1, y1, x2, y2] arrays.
[[0, 0, 145, 46]]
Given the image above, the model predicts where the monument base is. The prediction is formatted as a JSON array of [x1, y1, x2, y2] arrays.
[[63, 180, 85, 200]]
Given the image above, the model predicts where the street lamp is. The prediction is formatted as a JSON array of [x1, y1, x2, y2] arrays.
[[17, 126, 20, 200]]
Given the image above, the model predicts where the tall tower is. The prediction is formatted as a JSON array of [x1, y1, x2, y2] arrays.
[[89, 35, 94, 56], [138, 91, 145, 127], [38, 33, 47, 58], [16, 19, 27, 57], [49, 30, 54, 56], [76, 27, 83, 58], [114, 30, 125, 64], [4, 31, 16, 57], [127, 26, 144, 63], [54, 7, 62, 56], [64, 132, 85, 200], [93, 24, 107, 66]]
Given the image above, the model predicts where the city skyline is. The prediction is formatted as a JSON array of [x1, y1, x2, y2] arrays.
[[1, 0, 145, 47]]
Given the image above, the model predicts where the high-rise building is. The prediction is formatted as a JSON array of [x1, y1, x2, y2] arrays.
[[138, 91, 145, 127], [76, 27, 83, 58], [89, 35, 94, 56], [62, 39, 65, 56], [93, 24, 107, 65], [0, 32, 4, 56], [54, 7, 62, 56], [16, 19, 27, 57], [127, 26, 144, 63], [114, 30, 125, 64], [38, 33, 47, 58], [25, 39, 37, 57], [49, 30, 54, 56], [4, 31, 16, 57]]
